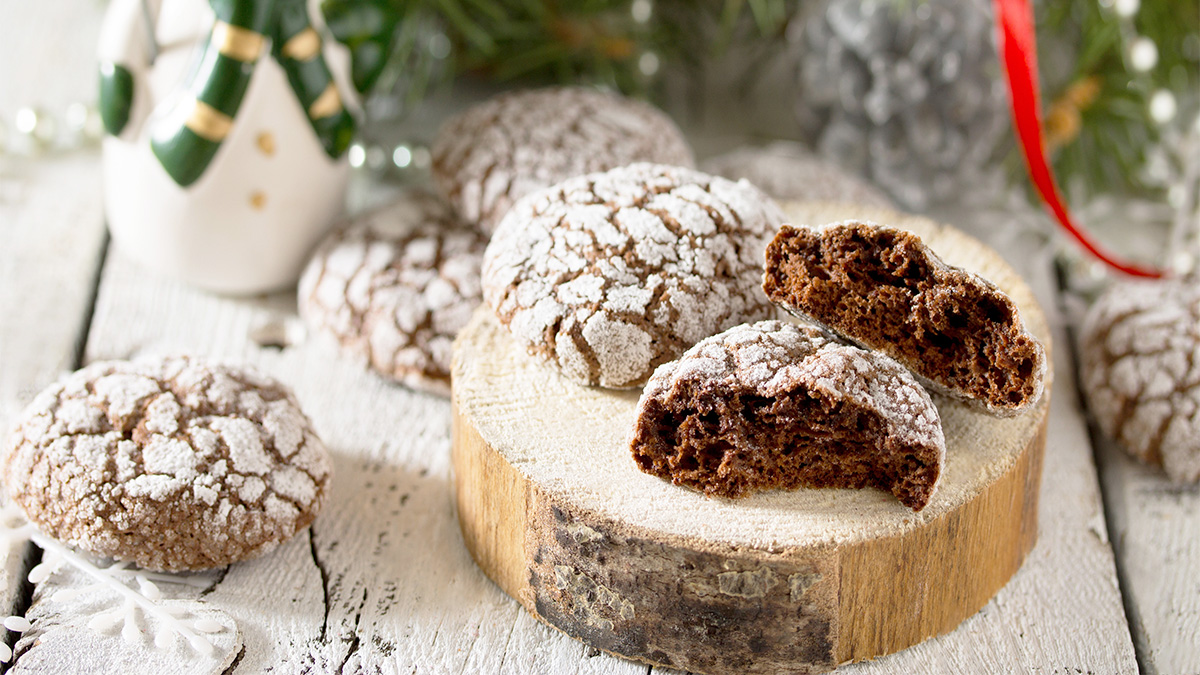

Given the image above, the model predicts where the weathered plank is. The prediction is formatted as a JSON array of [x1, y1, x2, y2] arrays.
[[0, 0, 111, 645], [0, 0, 1149, 664], [0, 0, 109, 429], [1095, 430, 1200, 674], [9, 244, 644, 673], [11, 205, 1137, 675], [0, 156, 108, 663]]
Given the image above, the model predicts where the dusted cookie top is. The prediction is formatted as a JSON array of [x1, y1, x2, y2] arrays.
[[764, 220, 1047, 416], [631, 320, 944, 510], [299, 192, 485, 396], [1080, 277, 1200, 483], [482, 163, 785, 388], [432, 87, 695, 233], [2, 356, 332, 571], [701, 141, 893, 208]]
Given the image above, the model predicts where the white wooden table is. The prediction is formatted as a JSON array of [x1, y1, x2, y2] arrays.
[[1, 3, 1195, 673]]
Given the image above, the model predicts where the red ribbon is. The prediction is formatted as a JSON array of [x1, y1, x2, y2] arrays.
[[993, 0, 1163, 278]]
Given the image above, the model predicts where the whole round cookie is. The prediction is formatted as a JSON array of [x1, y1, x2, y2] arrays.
[[432, 87, 695, 233], [1080, 276, 1200, 482], [2, 355, 332, 571], [701, 141, 893, 208], [299, 191, 486, 396], [482, 162, 785, 389]]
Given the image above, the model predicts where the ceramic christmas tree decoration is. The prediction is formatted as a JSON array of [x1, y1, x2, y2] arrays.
[[99, 0, 356, 294]]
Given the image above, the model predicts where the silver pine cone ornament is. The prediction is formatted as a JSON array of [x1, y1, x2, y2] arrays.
[[792, 0, 1008, 210]]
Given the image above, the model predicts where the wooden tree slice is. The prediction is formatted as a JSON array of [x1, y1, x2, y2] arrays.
[[451, 203, 1053, 674]]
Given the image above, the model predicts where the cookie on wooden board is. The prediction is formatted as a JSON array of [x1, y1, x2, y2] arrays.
[[630, 320, 944, 510], [482, 162, 785, 389], [2, 355, 331, 571], [1080, 276, 1200, 482], [702, 141, 893, 208], [432, 87, 695, 233], [763, 220, 1047, 416], [299, 191, 486, 397]]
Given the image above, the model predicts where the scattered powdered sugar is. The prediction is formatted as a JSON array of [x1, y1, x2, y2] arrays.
[[483, 163, 785, 389], [0, 355, 332, 571], [431, 87, 695, 232], [298, 190, 486, 397], [1080, 276, 1200, 482], [701, 141, 893, 208], [642, 320, 945, 453]]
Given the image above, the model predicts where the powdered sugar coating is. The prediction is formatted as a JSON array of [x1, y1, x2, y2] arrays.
[[482, 163, 786, 388], [701, 141, 893, 208], [642, 320, 944, 452], [1080, 277, 1200, 482], [299, 192, 486, 397], [1, 356, 332, 571], [432, 87, 695, 233]]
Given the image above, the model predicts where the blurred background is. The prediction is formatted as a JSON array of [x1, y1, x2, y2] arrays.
[[2, 0, 1197, 277]]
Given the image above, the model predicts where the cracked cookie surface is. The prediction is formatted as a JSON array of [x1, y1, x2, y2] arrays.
[[432, 87, 694, 233], [482, 163, 785, 389], [630, 320, 944, 510], [2, 355, 332, 571], [1081, 277, 1200, 482], [299, 191, 486, 397]]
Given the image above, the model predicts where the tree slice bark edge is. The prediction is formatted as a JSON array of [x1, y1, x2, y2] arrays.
[[451, 387, 1047, 674]]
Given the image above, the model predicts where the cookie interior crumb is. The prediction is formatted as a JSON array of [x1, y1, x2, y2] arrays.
[[629, 320, 944, 511], [764, 221, 1044, 413], [632, 383, 941, 509]]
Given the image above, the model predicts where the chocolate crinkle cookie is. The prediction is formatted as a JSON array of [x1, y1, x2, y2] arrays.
[[763, 221, 1046, 416], [483, 163, 785, 389], [2, 355, 332, 571], [701, 141, 893, 208], [630, 320, 944, 510], [299, 191, 485, 397], [432, 87, 695, 233], [1080, 277, 1200, 482]]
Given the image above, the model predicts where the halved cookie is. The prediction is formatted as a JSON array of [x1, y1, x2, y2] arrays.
[[763, 220, 1046, 416], [630, 320, 944, 510]]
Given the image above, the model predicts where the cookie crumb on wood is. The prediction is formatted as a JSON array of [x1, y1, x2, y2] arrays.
[[630, 320, 945, 510]]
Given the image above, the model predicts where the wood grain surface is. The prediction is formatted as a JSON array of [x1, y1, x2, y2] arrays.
[[450, 208, 1058, 673], [1, 1, 1190, 671], [0, 0, 111, 631], [0, 155, 109, 657], [0, 209, 1137, 674], [1096, 433, 1200, 674]]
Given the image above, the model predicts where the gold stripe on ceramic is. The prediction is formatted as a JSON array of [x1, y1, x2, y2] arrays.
[[308, 84, 342, 119], [212, 21, 264, 62], [282, 28, 322, 61], [185, 98, 234, 142]]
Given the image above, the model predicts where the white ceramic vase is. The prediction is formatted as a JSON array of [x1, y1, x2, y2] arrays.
[[99, 0, 354, 295]]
